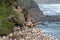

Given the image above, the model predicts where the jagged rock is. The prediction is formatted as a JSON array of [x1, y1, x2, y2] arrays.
[[18, 0, 44, 22]]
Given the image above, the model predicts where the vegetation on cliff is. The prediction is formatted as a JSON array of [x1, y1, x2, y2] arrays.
[[0, 0, 35, 35], [0, 0, 19, 35]]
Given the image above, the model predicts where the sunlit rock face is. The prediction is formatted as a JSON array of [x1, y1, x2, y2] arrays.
[[33, 0, 60, 4], [18, 0, 44, 22]]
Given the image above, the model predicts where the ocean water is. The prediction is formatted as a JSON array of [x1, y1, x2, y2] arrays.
[[36, 22, 60, 40], [36, 4, 60, 40], [38, 4, 60, 15]]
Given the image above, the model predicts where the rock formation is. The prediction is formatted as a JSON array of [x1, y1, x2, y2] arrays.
[[18, 0, 45, 22], [0, 0, 58, 40]]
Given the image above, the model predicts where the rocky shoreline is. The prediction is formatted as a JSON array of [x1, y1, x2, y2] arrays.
[[0, 0, 58, 40], [0, 27, 58, 40]]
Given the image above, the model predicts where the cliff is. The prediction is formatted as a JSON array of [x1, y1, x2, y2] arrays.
[[18, 0, 44, 22], [0, 0, 58, 40]]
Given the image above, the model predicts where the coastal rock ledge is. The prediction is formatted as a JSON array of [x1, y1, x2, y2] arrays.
[[0, 27, 57, 40]]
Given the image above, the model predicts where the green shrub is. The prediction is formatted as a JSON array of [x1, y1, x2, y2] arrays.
[[0, 3, 19, 35]]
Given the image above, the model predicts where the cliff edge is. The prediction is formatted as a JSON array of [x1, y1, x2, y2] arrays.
[[18, 0, 45, 22]]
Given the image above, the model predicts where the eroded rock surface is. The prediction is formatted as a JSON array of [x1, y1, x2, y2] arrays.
[[18, 0, 44, 22]]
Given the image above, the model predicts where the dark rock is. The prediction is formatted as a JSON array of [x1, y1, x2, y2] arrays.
[[18, 0, 44, 22]]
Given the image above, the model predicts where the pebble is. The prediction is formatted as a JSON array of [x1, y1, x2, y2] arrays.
[[9, 39, 12, 40], [14, 32, 16, 34], [3, 36, 5, 39], [56, 39, 58, 40], [45, 34, 48, 36], [14, 39, 16, 40], [43, 38, 45, 40], [52, 36, 54, 39], [21, 39, 25, 40], [49, 35, 52, 37], [9, 33, 13, 37], [0, 27, 58, 40], [19, 31, 21, 33], [26, 37, 29, 39]]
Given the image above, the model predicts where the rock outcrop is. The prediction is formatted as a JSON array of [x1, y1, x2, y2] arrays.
[[0, 0, 58, 40], [18, 0, 45, 22]]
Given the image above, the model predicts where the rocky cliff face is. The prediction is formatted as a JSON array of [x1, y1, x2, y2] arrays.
[[18, 0, 44, 22]]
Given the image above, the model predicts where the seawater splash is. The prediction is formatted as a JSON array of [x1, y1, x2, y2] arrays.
[[43, 30, 51, 32], [38, 4, 60, 15]]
